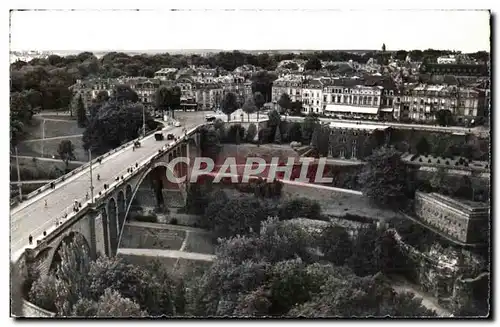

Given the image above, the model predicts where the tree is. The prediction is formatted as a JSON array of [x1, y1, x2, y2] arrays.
[[278, 197, 322, 221], [155, 86, 181, 119], [290, 101, 303, 116], [82, 101, 155, 154], [246, 123, 257, 142], [53, 241, 92, 316], [304, 57, 322, 71], [221, 92, 238, 122], [436, 109, 453, 126], [415, 136, 430, 155], [253, 91, 265, 120], [251, 70, 277, 103], [242, 97, 257, 122], [289, 273, 436, 317], [95, 288, 147, 317], [199, 126, 222, 160], [301, 115, 320, 144], [88, 256, 175, 316], [277, 93, 292, 114], [282, 62, 299, 70], [318, 225, 352, 266], [288, 122, 302, 142], [267, 110, 281, 128], [112, 84, 139, 103], [76, 95, 86, 127], [204, 196, 272, 239], [95, 90, 109, 103], [57, 140, 76, 172], [274, 125, 282, 144], [382, 43, 386, 52], [359, 146, 410, 209]]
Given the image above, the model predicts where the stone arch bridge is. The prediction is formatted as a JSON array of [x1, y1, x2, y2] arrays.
[[21, 131, 202, 276]]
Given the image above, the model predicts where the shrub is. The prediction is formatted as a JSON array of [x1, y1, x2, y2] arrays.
[[428, 159, 432, 163], [169, 218, 178, 225], [258, 127, 272, 144], [134, 214, 158, 223], [246, 123, 257, 142], [418, 158, 423, 162], [279, 197, 321, 221]]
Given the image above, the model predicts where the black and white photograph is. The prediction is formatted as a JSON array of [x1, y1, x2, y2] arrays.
[[8, 6, 492, 319]]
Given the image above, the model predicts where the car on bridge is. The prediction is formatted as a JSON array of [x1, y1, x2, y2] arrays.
[[154, 133, 164, 141]]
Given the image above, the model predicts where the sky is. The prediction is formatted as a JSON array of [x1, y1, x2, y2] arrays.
[[9, 9, 491, 53]]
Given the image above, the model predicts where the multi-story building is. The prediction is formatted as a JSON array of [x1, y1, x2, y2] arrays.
[[154, 68, 178, 80], [128, 78, 162, 109], [437, 55, 457, 64], [193, 83, 223, 111], [322, 79, 384, 119], [219, 75, 252, 105], [414, 191, 489, 244], [271, 76, 303, 109], [327, 122, 390, 160], [176, 77, 195, 100], [69, 78, 116, 112], [420, 63, 489, 79], [302, 79, 324, 114], [400, 84, 486, 124]]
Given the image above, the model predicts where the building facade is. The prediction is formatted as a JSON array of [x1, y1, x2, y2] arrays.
[[271, 76, 303, 109], [128, 78, 161, 109], [414, 192, 489, 244], [193, 83, 223, 111], [400, 84, 486, 124], [327, 122, 390, 160], [302, 79, 324, 114], [323, 82, 384, 119]]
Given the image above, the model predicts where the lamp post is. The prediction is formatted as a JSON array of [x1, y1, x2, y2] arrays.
[[41, 120, 46, 157], [142, 105, 146, 137], [15, 147, 22, 201], [88, 149, 94, 204]]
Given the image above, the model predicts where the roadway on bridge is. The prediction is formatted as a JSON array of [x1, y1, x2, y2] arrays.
[[10, 114, 205, 259]]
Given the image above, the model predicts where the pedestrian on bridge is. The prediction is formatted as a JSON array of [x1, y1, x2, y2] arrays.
[[86, 192, 89, 200], [44, 199, 47, 208], [28, 234, 33, 245]]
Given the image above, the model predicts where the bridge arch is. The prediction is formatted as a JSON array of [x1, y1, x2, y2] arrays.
[[49, 231, 91, 272], [117, 191, 126, 239], [125, 184, 132, 207], [100, 207, 110, 257], [107, 198, 118, 256], [117, 161, 185, 248]]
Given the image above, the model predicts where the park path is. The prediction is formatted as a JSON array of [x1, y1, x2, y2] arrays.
[[391, 278, 452, 317], [21, 134, 83, 143], [11, 155, 86, 164], [117, 248, 215, 262]]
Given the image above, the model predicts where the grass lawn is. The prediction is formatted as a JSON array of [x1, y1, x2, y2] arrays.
[[24, 116, 85, 140], [17, 137, 88, 162], [10, 157, 82, 181]]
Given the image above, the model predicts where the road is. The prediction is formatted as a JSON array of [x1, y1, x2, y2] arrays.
[[10, 113, 206, 260], [286, 116, 489, 136]]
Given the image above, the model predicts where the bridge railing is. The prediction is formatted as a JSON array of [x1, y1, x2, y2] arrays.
[[11, 125, 168, 210], [17, 125, 203, 259]]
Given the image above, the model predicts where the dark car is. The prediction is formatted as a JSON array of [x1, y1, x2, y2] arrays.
[[154, 133, 164, 141], [167, 133, 175, 140]]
